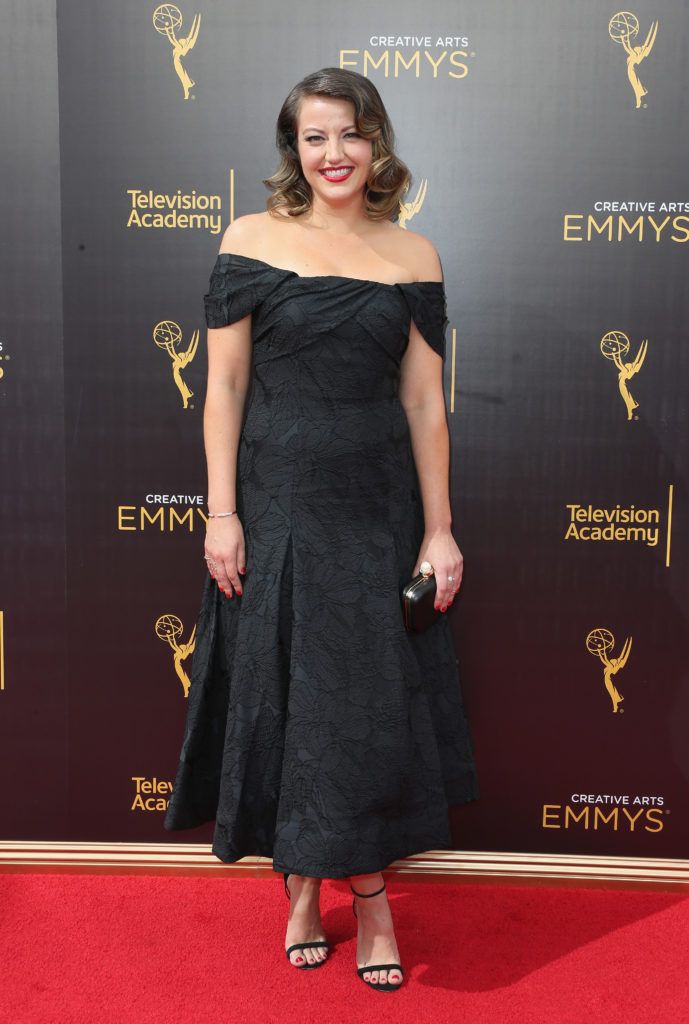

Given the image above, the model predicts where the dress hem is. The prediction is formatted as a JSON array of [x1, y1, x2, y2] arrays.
[[210, 840, 460, 880]]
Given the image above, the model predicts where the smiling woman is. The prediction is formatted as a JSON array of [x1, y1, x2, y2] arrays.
[[264, 67, 411, 222], [163, 65, 478, 993], [299, 102, 373, 205]]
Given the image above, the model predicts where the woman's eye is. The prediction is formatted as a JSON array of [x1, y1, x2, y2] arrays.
[[304, 133, 360, 143]]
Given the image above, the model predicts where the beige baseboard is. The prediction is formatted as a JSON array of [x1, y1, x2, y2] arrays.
[[1, 842, 687, 890]]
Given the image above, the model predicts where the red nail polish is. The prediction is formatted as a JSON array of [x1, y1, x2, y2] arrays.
[[240, 566, 246, 574], [236, 590, 243, 596]]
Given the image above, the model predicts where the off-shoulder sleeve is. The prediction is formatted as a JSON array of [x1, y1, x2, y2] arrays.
[[397, 281, 449, 360], [203, 253, 279, 328]]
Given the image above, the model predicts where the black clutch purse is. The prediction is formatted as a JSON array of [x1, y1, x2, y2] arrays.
[[401, 562, 442, 633]]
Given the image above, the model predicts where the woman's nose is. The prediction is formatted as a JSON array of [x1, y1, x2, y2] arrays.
[[325, 139, 345, 162]]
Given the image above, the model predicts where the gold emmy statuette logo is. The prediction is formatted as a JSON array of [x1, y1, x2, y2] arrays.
[[152, 4, 200, 100], [398, 179, 428, 228], [600, 330, 647, 420], [156, 614, 196, 697], [586, 627, 632, 713], [153, 320, 199, 408], [609, 11, 658, 109]]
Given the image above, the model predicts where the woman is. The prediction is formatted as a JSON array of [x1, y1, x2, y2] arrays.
[[164, 66, 479, 992]]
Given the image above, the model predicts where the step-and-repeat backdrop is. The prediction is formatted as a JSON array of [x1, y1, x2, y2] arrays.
[[2, 0, 688, 860]]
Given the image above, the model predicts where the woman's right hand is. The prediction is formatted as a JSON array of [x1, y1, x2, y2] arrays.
[[204, 516, 246, 598]]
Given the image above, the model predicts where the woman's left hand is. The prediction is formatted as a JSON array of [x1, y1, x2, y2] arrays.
[[414, 529, 464, 612]]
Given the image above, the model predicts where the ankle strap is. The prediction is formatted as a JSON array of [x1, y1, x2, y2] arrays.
[[350, 882, 386, 898]]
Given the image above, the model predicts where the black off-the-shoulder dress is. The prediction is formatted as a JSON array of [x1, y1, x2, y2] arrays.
[[163, 252, 479, 878]]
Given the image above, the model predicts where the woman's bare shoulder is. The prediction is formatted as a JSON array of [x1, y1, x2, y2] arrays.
[[383, 223, 443, 283], [217, 212, 274, 257]]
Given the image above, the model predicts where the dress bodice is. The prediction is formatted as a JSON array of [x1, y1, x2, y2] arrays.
[[203, 252, 449, 362]]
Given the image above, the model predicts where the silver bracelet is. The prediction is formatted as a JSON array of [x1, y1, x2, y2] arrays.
[[207, 510, 237, 518]]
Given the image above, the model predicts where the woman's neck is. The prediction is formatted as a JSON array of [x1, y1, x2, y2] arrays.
[[301, 195, 373, 237]]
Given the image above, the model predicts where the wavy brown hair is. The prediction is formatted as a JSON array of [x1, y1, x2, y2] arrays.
[[263, 67, 411, 222]]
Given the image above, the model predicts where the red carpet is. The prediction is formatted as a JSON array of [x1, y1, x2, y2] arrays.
[[1, 873, 687, 1023]]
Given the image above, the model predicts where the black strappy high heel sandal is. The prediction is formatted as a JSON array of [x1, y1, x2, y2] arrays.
[[350, 880, 404, 991], [283, 872, 330, 970]]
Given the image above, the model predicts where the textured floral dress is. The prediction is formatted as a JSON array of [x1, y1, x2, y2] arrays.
[[163, 252, 479, 878]]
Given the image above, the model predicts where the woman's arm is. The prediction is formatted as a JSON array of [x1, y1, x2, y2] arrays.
[[203, 315, 252, 597], [202, 226, 255, 598], [399, 237, 462, 611], [204, 322, 252, 514]]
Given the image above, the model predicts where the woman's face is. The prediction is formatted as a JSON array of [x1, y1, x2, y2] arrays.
[[295, 95, 374, 206]]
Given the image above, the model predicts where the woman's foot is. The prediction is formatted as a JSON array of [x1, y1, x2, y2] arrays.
[[284, 873, 329, 967], [350, 872, 403, 987]]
